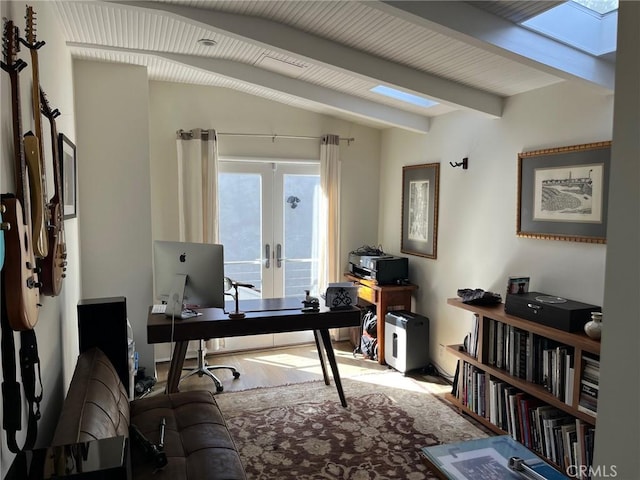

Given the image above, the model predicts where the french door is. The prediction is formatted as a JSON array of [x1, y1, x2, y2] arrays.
[[218, 159, 321, 350]]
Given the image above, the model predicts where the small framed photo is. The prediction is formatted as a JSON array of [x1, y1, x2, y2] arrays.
[[401, 163, 440, 259], [58, 133, 77, 219], [517, 141, 610, 243], [507, 276, 530, 295]]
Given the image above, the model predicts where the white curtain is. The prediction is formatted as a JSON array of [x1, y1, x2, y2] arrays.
[[176, 129, 219, 244], [176, 128, 221, 351], [318, 134, 342, 295]]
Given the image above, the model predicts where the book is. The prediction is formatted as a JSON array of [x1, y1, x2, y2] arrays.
[[564, 353, 575, 405], [575, 419, 587, 479], [496, 322, 504, 369], [503, 386, 517, 437], [519, 396, 543, 449], [578, 379, 598, 416], [421, 435, 569, 480], [488, 319, 495, 366], [543, 415, 572, 464], [466, 313, 479, 358], [489, 378, 498, 425], [561, 423, 577, 470], [537, 406, 567, 460]]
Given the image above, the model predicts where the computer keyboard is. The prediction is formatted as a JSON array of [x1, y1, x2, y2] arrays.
[[179, 309, 201, 319]]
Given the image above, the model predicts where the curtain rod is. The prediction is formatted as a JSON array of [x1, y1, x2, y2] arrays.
[[176, 129, 355, 145]]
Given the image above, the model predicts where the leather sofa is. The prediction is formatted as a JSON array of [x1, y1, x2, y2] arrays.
[[52, 347, 246, 479]]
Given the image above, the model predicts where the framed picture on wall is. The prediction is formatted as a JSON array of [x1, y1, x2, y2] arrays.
[[59, 133, 77, 219], [401, 163, 440, 259], [517, 141, 611, 243]]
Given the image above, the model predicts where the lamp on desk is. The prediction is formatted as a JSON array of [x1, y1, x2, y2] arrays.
[[224, 277, 255, 319]]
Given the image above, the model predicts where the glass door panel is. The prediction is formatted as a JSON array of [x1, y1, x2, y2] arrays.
[[219, 160, 320, 351], [219, 163, 273, 351], [282, 172, 321, 297]]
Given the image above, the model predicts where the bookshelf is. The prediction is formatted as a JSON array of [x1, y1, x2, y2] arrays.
[[445, 298, 600, 475]]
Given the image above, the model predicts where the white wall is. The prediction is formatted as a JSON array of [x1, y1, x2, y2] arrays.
[[593, 2, 640, 476], [149, 81, 380, 255], [73, 61, 154, 374], [0, 1, 79, 475], [379, 81, 613, 377]]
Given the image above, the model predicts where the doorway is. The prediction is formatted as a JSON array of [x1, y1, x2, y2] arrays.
[[218, 159, 321, 350]]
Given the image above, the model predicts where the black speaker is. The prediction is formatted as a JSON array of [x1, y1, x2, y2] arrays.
[[77, 297, 130, 395]]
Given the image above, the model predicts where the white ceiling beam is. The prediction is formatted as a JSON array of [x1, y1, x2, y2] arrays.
[[111, 1, 504, 118], [69, 43, 431, 133], [373, 0, 615, 92]]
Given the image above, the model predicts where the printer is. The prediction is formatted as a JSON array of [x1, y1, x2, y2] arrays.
[[348, 253, 409, 285]]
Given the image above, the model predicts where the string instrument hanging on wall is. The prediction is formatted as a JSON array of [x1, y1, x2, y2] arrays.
[[40, 88, 68, 296], [1, 19, 41, 330], [21, 5, 50, 260]]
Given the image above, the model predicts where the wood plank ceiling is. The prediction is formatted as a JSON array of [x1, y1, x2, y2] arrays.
[[51, 0, 614, 133]]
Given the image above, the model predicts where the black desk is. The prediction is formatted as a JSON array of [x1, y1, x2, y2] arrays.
[[147, 297, 360, 407]]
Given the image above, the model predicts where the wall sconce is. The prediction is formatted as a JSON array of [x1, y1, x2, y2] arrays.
[[449, 157, 468, 170]]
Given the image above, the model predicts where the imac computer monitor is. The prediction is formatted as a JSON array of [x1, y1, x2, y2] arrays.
[[153, 240, 225, 318]]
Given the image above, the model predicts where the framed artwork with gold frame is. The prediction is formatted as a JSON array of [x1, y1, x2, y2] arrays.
[[517, 141, 610, 244]]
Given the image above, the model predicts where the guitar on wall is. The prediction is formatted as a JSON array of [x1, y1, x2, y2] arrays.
[[1, 19, 41, 330], [21, 5, 50, 261], [40, 88, 68, 296]]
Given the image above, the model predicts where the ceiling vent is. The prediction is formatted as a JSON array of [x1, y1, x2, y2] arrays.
[[255, 55, 309, 78]]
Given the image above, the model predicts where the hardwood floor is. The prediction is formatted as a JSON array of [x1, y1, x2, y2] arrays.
[[151, 341, 440, 395]]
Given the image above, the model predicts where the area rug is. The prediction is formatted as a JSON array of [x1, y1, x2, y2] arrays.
[[215, 372, 489, 479]]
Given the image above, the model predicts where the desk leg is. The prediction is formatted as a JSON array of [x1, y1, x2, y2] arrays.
[[314, 330, 330, 385], [166, 341, 188, 394], [318, 329, 347, 408]]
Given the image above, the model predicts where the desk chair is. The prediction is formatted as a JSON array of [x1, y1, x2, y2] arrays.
[[180, 279, 248, 392], [179, 339, 240, 392]]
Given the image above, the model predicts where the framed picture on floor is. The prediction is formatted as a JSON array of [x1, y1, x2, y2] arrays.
[[59, 133, 77, 219], [517, 141, 610, 243], [401, 163, 440, 259]]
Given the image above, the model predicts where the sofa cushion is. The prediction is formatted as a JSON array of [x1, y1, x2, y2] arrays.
[[130, 390, 246, 479], [52, 347, 130, 446]]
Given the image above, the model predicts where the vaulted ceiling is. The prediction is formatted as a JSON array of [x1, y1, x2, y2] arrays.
[[51, 1, 616, 133]]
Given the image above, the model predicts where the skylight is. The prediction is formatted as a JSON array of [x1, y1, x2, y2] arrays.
[[573, 0, 618, 15], [521, 1, 617, 57], [370, 85, 438, 109]]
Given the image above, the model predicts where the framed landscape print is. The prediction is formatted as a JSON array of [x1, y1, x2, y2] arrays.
[[401, 163, 440, 259], [517, 141, 611, 243]]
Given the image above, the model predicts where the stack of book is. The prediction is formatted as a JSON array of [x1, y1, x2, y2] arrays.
[[459, 363, 486, 417], [485, 319, 575, 403], [455, 366, 595, 474], [578, 355, 600, 416]]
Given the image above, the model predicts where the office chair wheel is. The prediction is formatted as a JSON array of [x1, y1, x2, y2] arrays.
[[216, 384, 224, 393], [233, 371, 241, 379]]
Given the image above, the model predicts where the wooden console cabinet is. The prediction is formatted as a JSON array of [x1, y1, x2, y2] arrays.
[[344, 273, 418, 364]]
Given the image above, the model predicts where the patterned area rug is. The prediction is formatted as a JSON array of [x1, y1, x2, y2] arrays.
[[215, 372, 488, 480]]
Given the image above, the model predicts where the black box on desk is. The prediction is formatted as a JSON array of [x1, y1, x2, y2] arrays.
[[384, 311, 429, 373], [504, 292, 600, 332]]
